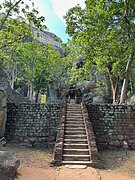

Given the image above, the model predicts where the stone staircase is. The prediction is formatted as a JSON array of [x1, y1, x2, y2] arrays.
[[62, 101, 91, 165], [53, 100, 100, 167]]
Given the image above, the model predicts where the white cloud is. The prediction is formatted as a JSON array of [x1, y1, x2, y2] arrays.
[[50, 0, 85, 22]]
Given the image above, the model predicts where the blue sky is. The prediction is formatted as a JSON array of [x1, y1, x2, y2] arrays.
[[32, 0, 85, 43], [41, 0, 69, 42], [1, 0, 85, 42]]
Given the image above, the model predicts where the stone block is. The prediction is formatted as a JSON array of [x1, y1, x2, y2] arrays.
[[0, 151, 20, 180], [130, 142, 135, 150], [109, 140, 121, 147]]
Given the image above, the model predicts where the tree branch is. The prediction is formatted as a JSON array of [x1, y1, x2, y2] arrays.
[[0, 0, 22, 30]]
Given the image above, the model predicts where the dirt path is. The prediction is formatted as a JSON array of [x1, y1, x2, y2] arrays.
[[1, 144, 135, 180], [17, 166, 132, 180], [18, 166, 56, 180]]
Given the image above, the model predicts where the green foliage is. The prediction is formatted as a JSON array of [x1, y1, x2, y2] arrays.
[[14, 41, 61, 92], [64, 0, 135, 103], [0, 0, 63, 97]]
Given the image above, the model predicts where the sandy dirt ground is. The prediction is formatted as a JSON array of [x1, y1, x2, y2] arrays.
[[17, 166, 133, 180], [1, 144, 135, 180]]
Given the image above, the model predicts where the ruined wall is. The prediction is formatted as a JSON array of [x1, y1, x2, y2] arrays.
[[87, 104, 135, 150], [5, 103, 135, 150], [5, 103, 61, 148]]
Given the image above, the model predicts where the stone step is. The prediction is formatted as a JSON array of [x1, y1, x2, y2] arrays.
[[67, 103, 80, 105], [64, 143, 89, 149], [66, 115, 83, 118], [66, 110, 81, 113], [67, 105, 81, 106], [66, 114, 83, 117], [65, 120, 84, 124], [65, 129, 85, 132], [66, 116, 82, 118], [65, 128, 85, 131], [65, 125, 85, 128], [65, 126, 85, 129], [66, 118, 83, 120], [63, 149, 89, 155], [65, 122, 84, 124], [66, 112, 81, 114], [66, 115, 83, 120], [66, 119, 83, 122], [67, 106, 81, 108], [65, 131, 86, 135], [65, 124, 84, 127], [66, 111, 82, 113], [66, 115, 82, 117], [65, 125, 84, 128], [66, 117, 83, 120], [64, 139, 88, 144], [66, 108, 81, 110], [62, 160, 92, 165], [67, 109, 81, 110], [67, 103, 79, 106], [63, 154, 90, 161], [66, 119, 83, 121], [64, 135, 87, 139]]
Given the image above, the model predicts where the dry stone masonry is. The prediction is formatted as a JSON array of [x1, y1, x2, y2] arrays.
[[4, 103, 135, 152], [5, 103, 61, 148], [87, 104, 135, 150]]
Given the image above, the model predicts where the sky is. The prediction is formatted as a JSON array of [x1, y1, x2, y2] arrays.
[[32, 0, 85, 42], [1, 0, 85, 42]]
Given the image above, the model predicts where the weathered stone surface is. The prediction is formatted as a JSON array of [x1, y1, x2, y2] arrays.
[[20, 142, 33, 148], [5, 103, 61, 148], [0, 151, 20, 180], [0, 89, 7, 138], [130, 142, 135, 150], [27, 136, 37, 142], [65, 165, 87, 169], [109, 140, 121, 147], [87, 104, 135, 150], [4, 102, 135, 152], [0, 137, 7, 146], [53, 104, 66, 165]]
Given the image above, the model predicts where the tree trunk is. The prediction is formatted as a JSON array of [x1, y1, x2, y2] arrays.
[[106, 67, 118, 104], [112, 79, 118, 104], [120, 53, 134, 104], [35, 89, 39, 103], [11, 67, 15, 90]]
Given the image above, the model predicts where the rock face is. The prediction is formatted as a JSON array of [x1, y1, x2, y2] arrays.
[[0, 68, 30, 138], [0, 151, 20, 180], [32, 28, 65, 57], [0, 79, 7, 138]]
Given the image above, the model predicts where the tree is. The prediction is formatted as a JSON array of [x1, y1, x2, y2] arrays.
[[64, 0, 135, 104], [15, 41, 62, 102], [0, 0, 47, 94], [0, 0, 46, 59], [0, 0, 46, 31]]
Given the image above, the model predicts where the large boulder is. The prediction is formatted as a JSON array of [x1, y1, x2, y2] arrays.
[[0, 151, 20, 180], [0, 85, 7, 138]]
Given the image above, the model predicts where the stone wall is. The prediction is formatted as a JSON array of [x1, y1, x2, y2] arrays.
[[5, 103, 135, 151], [87, 104, 135, 150], [5, 103, 61, 148]]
